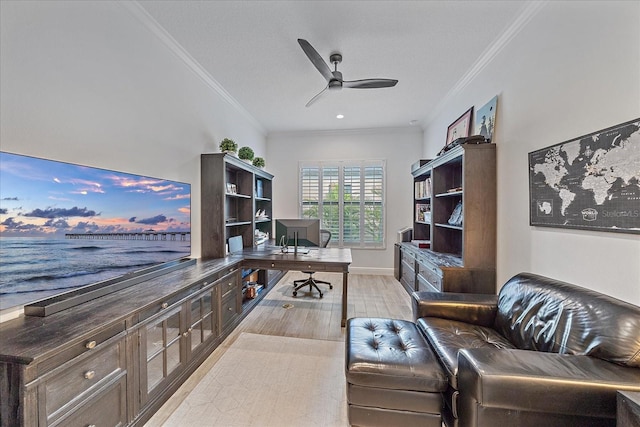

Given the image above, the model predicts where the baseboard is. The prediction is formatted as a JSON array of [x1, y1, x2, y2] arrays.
[[350, 267, 394, 276]]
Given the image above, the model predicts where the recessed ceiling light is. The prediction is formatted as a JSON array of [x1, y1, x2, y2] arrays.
[[409, 120, 418, 126], [336, 114, 344, 119]]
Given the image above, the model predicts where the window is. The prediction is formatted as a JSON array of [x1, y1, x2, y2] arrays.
[[300, 160, 385, 248]]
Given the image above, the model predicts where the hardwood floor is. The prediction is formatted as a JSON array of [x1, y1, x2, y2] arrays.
[[145, 272, 412, 427], [234, 271, 413, 342]]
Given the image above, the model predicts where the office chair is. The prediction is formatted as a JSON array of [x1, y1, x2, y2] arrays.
[[292, 229, 333, 298]]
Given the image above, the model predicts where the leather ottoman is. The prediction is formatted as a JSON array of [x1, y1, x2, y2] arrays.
[[345, 317, 447, 427]]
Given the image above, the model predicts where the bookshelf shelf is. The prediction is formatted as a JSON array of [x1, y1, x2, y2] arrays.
[[226, 193, 252, 199], [435, 223, 463, 231], [225, 221, 252, 227], [435, 191, 463, 198]]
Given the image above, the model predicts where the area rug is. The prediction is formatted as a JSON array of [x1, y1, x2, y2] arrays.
[[157, 332, 347, 427]]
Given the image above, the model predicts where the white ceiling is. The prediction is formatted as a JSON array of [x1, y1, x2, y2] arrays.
[[136, 1, 529, 134]]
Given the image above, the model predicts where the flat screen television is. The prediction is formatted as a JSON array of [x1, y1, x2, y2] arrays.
[[275, 218, 320, 247], [0, 151, 191, 313]]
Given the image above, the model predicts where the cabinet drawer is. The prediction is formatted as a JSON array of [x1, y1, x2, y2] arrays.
[[138, 285, 200, 323], [45, 338, 124, 421], [297, 262, 327, 272], [400, 260, 416, 291], [37, 322, 125, 376], [417, 275, 440, 293], [220, 277, 238, 299], [401, 260, 415, 276], [50, 374, 127, 427], [401, 251, 415, 265], [221, 290, 240, 330], [417, 259, 442, 291]]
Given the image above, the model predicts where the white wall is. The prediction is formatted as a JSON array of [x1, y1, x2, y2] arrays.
[[423, 1, 640, 304], [0, 1, 267, 262], [267, 127, 423, 272]]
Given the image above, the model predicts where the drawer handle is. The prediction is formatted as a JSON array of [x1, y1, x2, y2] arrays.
[[87, 425, 96, 427], [85, 340, 97, 350], [271, 263, 275, 268], [228, 282, 233, 287], [84, 370, 95, 380], [228, 307, 233, 311], [161, 302, 169, 309]]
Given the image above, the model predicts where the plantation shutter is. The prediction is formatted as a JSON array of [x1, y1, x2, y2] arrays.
[[299, 160, 385, 249]]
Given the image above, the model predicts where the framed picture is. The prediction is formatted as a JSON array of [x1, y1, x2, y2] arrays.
[[528, 118, 640, 234], [226, 183, 237, 194], [446, 107, 473, 145], [474, 95, 498, 142]]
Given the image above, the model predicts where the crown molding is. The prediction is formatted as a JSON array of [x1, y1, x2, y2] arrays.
[[422, 0, 547, 127], [120, 1, 266, 135]]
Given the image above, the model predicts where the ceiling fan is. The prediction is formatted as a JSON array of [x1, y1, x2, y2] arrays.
[[297, 38, 398, 107]]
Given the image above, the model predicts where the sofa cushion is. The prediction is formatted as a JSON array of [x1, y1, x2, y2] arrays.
[[495, 273, 640, 368], [345, 318, 448, 392], [457, 347, 640, 426], [417, 317, 515, 388]]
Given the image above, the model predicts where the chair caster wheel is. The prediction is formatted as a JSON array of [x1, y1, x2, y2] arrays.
[[329, 285, 333, 289], [293, 291, 297, 297], [319, 293, 323, 298]]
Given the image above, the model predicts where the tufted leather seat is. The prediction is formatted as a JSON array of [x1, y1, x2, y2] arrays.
[[345, 317, 447, 427]]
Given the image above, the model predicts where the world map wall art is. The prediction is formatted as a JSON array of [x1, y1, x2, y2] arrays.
[[528, 118, 640, 234]]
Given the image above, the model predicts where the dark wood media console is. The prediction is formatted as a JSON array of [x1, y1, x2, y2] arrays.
[[0, 257, 284, 427]]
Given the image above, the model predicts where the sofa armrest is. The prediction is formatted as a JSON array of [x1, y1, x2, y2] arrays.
[[411, 291, 498, 327], [457, 347, 640, 425]]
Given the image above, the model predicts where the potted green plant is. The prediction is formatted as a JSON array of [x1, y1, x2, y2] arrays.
[[219, 138, 238, 155], [238, 146, 254, 163], [252, 157, 265, 168]]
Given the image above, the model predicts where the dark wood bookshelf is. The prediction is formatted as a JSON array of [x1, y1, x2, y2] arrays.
[[398, 143, 497, 295]]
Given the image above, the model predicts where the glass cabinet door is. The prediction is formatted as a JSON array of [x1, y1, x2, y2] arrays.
[[145, 307, 183, 395], [187, 286, 218, 356]]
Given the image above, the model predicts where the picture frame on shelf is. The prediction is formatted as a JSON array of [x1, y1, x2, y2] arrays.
[[448, 201, 463, 227], [474, 95, 498, 142], [415, 203, 431, 223], [446, 107, 473, 146], [226, 183, 237, 194]]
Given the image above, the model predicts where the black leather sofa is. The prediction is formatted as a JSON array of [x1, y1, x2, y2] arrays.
[[413, 272, 640, 427]]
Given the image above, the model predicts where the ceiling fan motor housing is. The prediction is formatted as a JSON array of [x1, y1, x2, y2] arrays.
[[329, 70, 343, 90]]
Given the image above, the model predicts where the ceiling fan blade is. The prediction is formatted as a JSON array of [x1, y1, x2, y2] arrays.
[[298, 39, 333, 83], [343, 78, 398, 89], [305, 85, 329, 108]]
